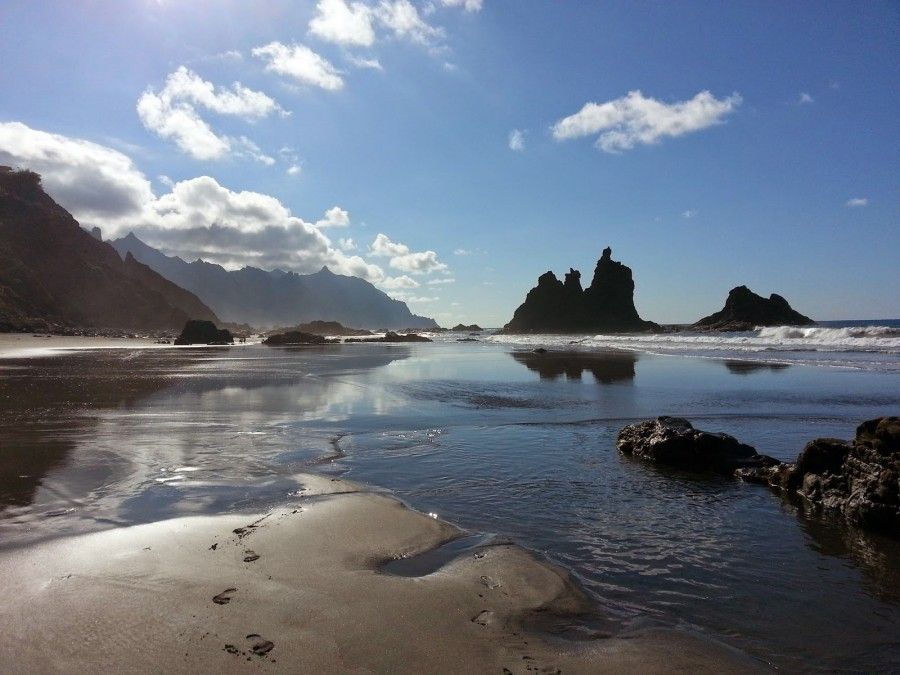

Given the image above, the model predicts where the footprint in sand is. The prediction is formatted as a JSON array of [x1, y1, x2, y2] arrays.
[[243, 550, 260, 563], [212, 588, 237, 605], [246, 634, 275, 656], [471, 610, 493, 627]]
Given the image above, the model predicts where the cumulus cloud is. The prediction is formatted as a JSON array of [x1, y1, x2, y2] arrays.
[[374, 0, 444, 46], [252, 42, 344, 90], [799, 92, 814, 105], [0, 121, 155, 226], [137, 66, 284, 161], [287, 164, 302, 176], [370, 233, 449, 274], [338, 237, 357, 251], [441, 0, 483, 11], [309, 0, 376, 47], [845, 197, 868, 207], [315, 206, 351, 228], [378, 275, 420, 289], [508, 128, 525, 151], [552, 90, 742, 153]]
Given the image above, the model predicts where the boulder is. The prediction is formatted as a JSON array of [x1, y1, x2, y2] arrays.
[[616, 416, 780, 475], [173, 320, 234, 345], [694, 286, 813, 330], [738, 417, 899, 535], [501, 247, 658, 334], [451, 323, 483, 332], [263, 331, 327, 346], [345, 331, 433, 343]]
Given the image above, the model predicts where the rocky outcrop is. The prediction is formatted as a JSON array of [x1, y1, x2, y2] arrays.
[[694, 286, 813, 331], [451, 324, 483, 332], [738, 417, 899, 535], [345, 331, 433, 343], [263, 331, 328, 346], [502, 247, 658, 334], [617, 417, 780, 475], [0, 167, 215, 332], [267, 320, 372, 337], [174, 320, 233, 345]]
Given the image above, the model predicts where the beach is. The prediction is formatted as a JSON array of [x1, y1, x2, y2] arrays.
[[0, 336, 898, 671]]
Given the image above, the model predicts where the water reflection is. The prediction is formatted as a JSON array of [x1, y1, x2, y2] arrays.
[[723, 360, 791, 375], [511, 350, 637, 383]]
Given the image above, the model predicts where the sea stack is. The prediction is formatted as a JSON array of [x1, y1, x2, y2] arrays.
[[501, 247, 658, 333], [694, 286, 813, 331]]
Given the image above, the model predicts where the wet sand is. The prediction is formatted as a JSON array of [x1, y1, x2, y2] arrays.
[[0, 473, 760, 673]]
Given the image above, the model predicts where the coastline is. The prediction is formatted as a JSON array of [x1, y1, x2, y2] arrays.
[[0, 472, 762, 673]]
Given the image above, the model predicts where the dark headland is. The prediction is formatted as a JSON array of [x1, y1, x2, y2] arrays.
[[501, 247, 658, 334]]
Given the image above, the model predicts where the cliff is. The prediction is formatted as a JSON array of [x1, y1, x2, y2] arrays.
[[0, 167, 216, 332], [694, 285, 813, 330], [502, 247, 658, 333]]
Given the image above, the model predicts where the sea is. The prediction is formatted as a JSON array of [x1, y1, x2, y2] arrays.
[[0, 320, 898, 672]]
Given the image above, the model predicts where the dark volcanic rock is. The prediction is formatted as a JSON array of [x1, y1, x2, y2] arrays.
[[738, 417, 899, 535], [694, 285, 813, 331], [263, 331, 327, 346], [174, 320, 234, 345], [451, 323, 483, 332], [617, 416, 780, 475], [502, 247, 658, 334], [267, 320, 372, 337]]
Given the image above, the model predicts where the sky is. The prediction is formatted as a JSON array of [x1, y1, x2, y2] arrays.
[[0, 1, 897, 326]]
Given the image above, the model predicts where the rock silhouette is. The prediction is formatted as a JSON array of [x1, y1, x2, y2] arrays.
[[174, 320, 234, 345], [694, 285, 813, 331], [502, 247, 657, 333], [263, 331, 327, 346]]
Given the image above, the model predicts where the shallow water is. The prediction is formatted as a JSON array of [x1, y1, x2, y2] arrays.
[[0, 341, 898, 671]]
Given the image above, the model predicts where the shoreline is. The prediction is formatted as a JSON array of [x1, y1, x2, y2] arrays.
[[0, 471, 764, 673]]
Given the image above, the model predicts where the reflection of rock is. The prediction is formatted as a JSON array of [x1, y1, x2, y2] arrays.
[[345, 331, 432, 343], [174, 320, 234, 345], [739, 418, 899, 536], [724, 360, 791, 375], [617, 417, 781, 475], [511, 350, 637, 384], [796, 513, 900, 603], [501, 247, 658, 334], [694, 286, 813, 331]]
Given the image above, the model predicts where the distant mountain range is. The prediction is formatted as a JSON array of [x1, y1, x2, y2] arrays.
[[111, 233, 437, 329], [0, 167, 218, 332]]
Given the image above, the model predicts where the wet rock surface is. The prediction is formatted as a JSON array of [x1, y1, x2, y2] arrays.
[[174, 320, 234, 345], [738, 417, 899, 535], [263, 331, 327, 346], [617, 416, 780, 475]]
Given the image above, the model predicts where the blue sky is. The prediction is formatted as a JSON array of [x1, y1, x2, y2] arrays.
[[0, 1, 897, 325]]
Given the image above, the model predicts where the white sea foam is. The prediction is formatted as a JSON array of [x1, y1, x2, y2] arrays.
[[484, 324, 900, 372]]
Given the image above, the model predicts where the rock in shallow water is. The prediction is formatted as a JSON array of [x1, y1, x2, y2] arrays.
[[737, 417, 899, 536], [616, 416, 780, 475]]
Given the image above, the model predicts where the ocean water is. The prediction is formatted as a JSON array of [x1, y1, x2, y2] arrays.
[[0, 331, 898, 671]]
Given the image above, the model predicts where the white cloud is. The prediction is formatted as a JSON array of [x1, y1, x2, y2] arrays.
[[370, 233, 449, 274], [0, 121, 155, 226], [136, 66, 284, 161], [379, 275, 420, 289], [338, 237, 357, 251], [799, 92, 814, 105], [441, 0, 483, 11], [309, 0, 376, 47], [845, 197, 868, 207], [315, 206, 351, 228], [346, 54, 384, 70], [681, 209, 698, 219], [427, 277, 455, 285], [389, 291, 439, 303], [552, 89, 742, 153], [453, 248, 472, 255], [252, 42, 344, 91], [508, 128, 525, 151], [374, 0, 444, 46], [287, 164, 302, 176]]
